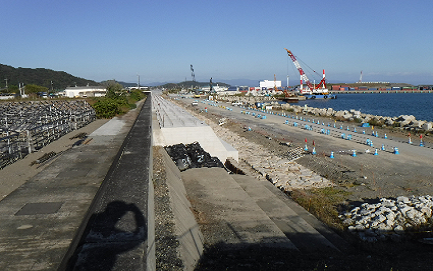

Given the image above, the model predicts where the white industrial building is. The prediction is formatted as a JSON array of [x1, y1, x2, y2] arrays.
[[63, 86, 107, 98], [259, 80, 281, 89], [201, 85, 228, 92]]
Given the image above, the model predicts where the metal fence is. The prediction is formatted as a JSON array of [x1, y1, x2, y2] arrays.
[[0, 100, 96, 169]]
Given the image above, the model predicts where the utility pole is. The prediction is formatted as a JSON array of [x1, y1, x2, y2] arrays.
[[137, 74, 140, 89], [4, 78, 8, 89]]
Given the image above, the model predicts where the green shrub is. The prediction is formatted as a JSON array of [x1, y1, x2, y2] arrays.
[[93, 98, 123, 118]]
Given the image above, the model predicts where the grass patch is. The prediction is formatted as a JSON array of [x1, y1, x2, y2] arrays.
[[289, 187, 351, 230]]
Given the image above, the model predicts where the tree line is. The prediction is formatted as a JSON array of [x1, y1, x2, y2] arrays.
[[0, 64, 99, 93]]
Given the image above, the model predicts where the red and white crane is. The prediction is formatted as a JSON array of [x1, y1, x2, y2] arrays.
[[285, 48, 328, 95]]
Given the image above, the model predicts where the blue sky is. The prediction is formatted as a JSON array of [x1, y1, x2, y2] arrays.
[[1, 0, 432, 86]]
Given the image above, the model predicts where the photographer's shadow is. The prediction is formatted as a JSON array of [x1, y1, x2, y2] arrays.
[[69, 200, 146, 270]]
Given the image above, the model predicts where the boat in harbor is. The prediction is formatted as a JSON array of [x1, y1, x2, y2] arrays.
[[285, 48, 336, 100]]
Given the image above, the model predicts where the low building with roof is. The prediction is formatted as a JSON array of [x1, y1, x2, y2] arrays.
[[63, 85, 106, 98]]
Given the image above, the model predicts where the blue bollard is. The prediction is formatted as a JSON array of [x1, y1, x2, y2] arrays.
[[330, 151, 334, 159], [374, 149, 378, 155], [384, 133, 387, 139], [352, 149, 357, 157], [394, 147, 400, 154], [381, 144, 385, 151]]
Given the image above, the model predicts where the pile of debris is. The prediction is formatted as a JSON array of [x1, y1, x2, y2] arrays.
[[164, 142, 223, 171]]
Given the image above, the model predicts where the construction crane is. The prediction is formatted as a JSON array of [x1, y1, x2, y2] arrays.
[[284, 48, 329, 96]]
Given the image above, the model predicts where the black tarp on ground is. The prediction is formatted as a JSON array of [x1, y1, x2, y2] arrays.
[[164, 142, 224, 171]]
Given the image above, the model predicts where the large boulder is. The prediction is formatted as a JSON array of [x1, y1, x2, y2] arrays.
[[409, 120, 425, 129], [422, 122, 433, 131], [396, 115, 416, 126]]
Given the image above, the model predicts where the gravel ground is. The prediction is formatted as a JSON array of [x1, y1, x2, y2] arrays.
[[153, 146, 183, 271]]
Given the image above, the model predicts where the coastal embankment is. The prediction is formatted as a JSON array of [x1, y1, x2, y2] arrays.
[[172, 94, 433, 246]]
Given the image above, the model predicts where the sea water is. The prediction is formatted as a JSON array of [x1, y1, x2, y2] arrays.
[[296, 93, 433, 122]]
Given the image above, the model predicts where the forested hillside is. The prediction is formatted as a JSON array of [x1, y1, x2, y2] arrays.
[[0, 64, 99, 91]]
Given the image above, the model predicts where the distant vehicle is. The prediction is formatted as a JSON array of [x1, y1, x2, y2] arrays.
[[231, 102, 242, 106], [191, 101, 198, 106]]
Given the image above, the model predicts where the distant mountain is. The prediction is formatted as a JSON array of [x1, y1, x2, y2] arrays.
[[101, 80, 139, 88], [213, 78, 260, 86], [160, 81, 231, 89], [0, 64, 100, 90], [148, 79, 260, 88]]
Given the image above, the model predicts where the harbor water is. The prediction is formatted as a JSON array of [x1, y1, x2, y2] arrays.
[[296, 93, 433, 122]]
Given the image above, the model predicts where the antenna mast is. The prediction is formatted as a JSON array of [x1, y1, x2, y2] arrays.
[[358, 71, 363, 83]]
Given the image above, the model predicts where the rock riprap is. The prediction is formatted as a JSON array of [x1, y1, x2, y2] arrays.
[[340, 195, 433, 242], [185, 106, 334, 191]]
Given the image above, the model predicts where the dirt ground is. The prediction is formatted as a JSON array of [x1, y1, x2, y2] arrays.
[[171, 97, 433, 271], [181, 101, 433, 203]]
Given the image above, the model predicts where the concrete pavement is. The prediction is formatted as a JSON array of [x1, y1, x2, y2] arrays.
[[0, 96, 153, 271]]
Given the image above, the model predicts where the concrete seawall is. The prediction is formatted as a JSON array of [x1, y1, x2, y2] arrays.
[[60, 95, 155, 270]]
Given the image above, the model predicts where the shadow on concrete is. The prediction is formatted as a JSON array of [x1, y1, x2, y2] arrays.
[[65, 200, 146, 271]]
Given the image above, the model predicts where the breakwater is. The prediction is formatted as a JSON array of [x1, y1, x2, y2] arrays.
[[221, 93, 433, 132], [296, 93, 433, 123]]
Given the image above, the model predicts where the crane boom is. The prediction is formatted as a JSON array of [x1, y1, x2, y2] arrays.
[[285, 48, 328, 95], [285, 48, 313, 93]]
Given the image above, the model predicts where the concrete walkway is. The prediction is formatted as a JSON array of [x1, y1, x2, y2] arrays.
[[0, 98, 150, 270]]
